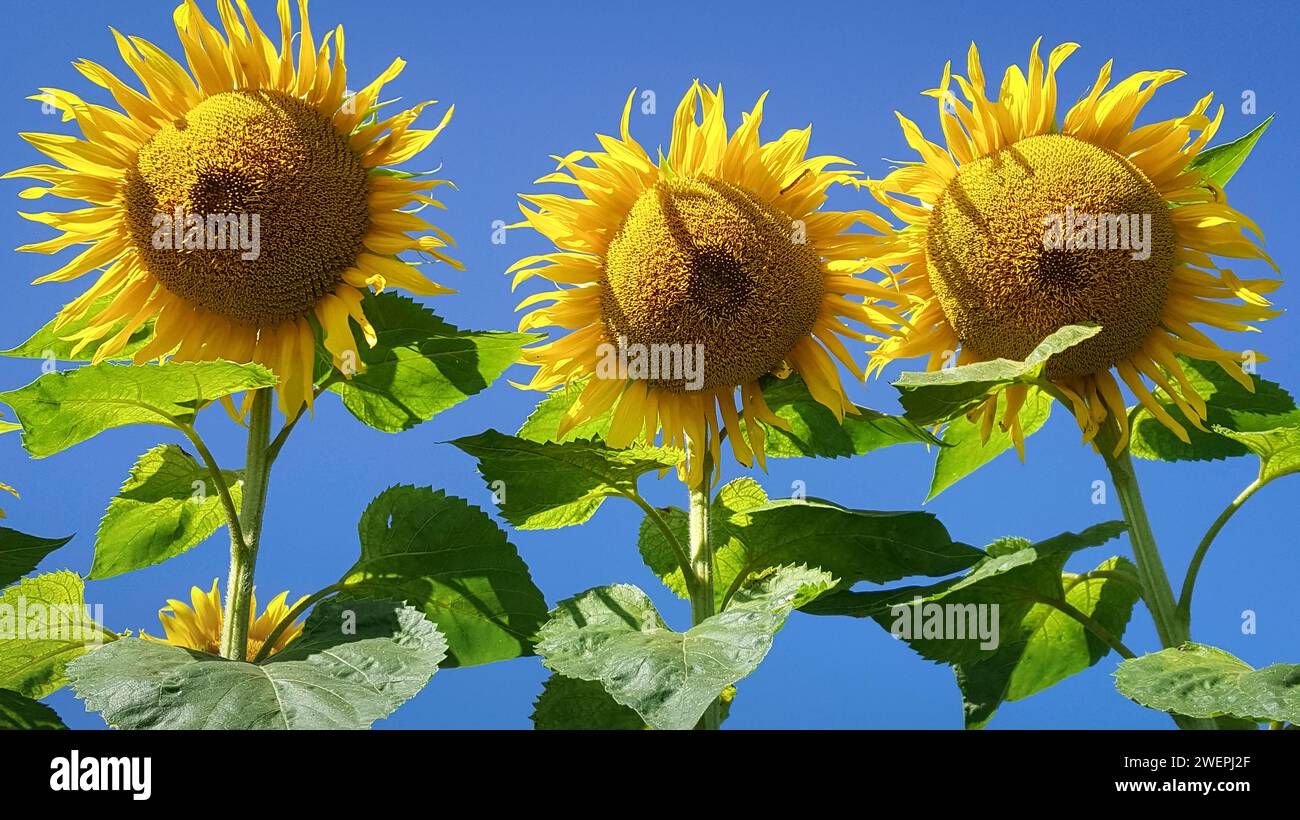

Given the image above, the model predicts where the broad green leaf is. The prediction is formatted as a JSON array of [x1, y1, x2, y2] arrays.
[[517, 376, 618, 444], [1130, 355, 1298, 463], [1217, 424, 1300, 485], [639, 478, 982, 610], [0, 361, 275, 458], [66, 598, 446, 729], [1188, 116, 1272, 187], [928, 388, 1053, 500], [893, 325, 1100, 425], [1115, 643, 1300, 725], [0, 688, 68, 729], [747, 374, 941, 458], [958, 555, 1141, 729], [531, 674, 737, 730], [338, 485, 548, 667], [531, 674, 647, 730], [89, 445, 243, 580], [0, 572, 110, 699], [451, 429, 682, 529], [802, 521, 1127, 668], [331, 292, 535, 432], [2, 295, 154, 362], [536, 566, 834, 730], [0, 528, 72, 588]]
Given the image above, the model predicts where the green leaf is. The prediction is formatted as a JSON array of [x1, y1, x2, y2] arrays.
[[516, 377, 617, 444], [89, 445, 243, 580], [802, 522, 1127, 666], [66, 598, 446, 729], [536, 566, 834, 730], [2, 295, 154, 362], [957, 555, 1141, 729], [531, 674, 737, 730], [531, 674, 647, 730], [639, 478, 983, 610], [0, 688, 68, 729], [1130, 355, 1299, 463], [0, 361, 275, 458], [747, 374, 941, 458], [1115, 643, 1300, 725], [331, 292, 534, 432], [338, 485, 548, 667], [451, 429, 682, 530], [1217, 424, 1300, 485], [1188, 116, 1272, 187], [0, 528, 73, 588], [928, 387, 1053, 500], [893, 325, 1100, 425], [0, 572, 110, 699]]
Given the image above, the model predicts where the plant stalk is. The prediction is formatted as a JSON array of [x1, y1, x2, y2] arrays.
[[687, 452, 721, 730], [1096, 422, 1215, 730], [1178, 477, 1264, 627], [219, 389, 275, 661]]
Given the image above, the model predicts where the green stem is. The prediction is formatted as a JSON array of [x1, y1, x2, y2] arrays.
[[174, 421, 245, 550], [687, 452, 720, 730], [623, 491, 697, 597], [1097, 424, 1185, 648], [1096, 422, 1215, 730], [265, 374, 341, 467], [1177, 477, 1264, 628], [252, 583, 342, 663], [219, 389, 275, 661]]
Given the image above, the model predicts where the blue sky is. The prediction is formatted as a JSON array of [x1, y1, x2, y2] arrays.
[[1, 0, 1296, 728]]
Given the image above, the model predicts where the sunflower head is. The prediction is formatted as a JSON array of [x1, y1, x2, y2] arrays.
[[866, 40, 1279, 455], [512, 83, 903, 485], [11, 0, 460, 416], [142, 578, 305, 659]]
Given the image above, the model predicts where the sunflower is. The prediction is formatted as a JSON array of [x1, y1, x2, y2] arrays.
[[142, 578, 305, 659], [865, 40, 1279, 455], [513, 83, 902, 486], [9, 0, 459, 415]]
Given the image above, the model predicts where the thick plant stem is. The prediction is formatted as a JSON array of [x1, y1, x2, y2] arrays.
[[688, 454, 720, 730], [1096, 423, 1215, 730], [1098, 431, 1186, 649], [219, 389, 275, 661]]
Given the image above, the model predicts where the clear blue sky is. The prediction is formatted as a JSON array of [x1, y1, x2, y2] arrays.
[[2, 0, 1295, 729]]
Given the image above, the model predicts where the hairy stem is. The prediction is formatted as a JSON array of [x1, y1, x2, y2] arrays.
[[688, 453, 720, 730], [1096, 422, 1215, 730], [219, 389, 275, 661], [1178, 477, 1264, 628]]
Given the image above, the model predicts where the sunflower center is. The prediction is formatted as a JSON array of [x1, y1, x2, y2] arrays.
[[125, 89, 370, 326], [601, 177, 825, 392], [926, 133, 1176, 378]]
